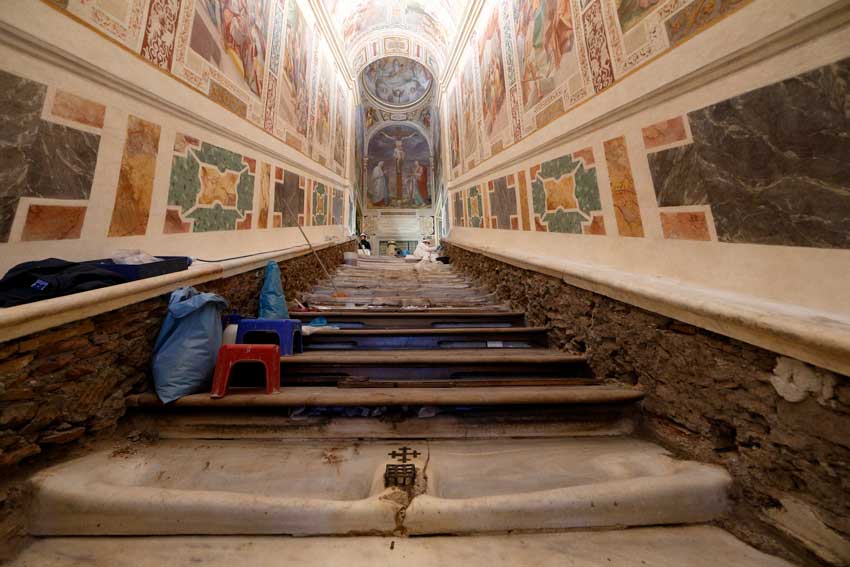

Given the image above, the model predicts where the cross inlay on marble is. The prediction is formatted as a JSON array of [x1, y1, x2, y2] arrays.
[[388, 446, 421, 463]]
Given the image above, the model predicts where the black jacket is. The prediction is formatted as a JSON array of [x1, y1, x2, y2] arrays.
[[0, 258, 128, 308]]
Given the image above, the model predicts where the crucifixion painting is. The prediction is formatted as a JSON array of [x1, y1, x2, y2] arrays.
[[367, 125, 431, 209]]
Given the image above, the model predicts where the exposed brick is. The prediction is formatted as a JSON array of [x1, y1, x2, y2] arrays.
[[0, 389, 33, 403], [0, 355, 34, 377], [38, 427, 85, 445], [46, 337, 92, 354], [16, 321, 95, 352], [0, 403, 37, 427], [0, 442, 40, 467], [0, 343, 19, 362]]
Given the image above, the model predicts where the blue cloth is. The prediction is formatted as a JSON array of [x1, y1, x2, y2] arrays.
[[152, 287, 228, 403], [259, 261, 289, 319]]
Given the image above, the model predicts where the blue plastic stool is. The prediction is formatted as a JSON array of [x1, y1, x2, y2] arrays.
[[236, 318, 303, 355]]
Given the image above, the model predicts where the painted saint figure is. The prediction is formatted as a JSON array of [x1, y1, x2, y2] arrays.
[[369, 161, 390, 206]]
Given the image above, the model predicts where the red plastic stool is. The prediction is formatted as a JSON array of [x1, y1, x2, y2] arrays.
[[211, 344, 280, 398]]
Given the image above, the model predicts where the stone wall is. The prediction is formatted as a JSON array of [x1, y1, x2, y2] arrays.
[[446, 243, 850, 567], [0, 241, 353, 471]]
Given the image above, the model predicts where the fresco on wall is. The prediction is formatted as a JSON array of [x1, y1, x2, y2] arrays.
[[166, 134, 255, 233], [460, 59, 478, 162], [313, 55, 333, 158], [647, 58, 850, 249], [448, 89, 461, 170], [615, 0, 662, 33], [441, 0, 755, 177], [279, 1, 313, 140], [0, 71, 101, 243], [478, 6, 508, 139], [367, 125, 431, 209], [513, 0, 577, 111], [531, 148, 605, 234], [362, 57, 433, 107], [189, 0, 270, 97], [108, 115, 162, 237], [333, 85, 348, 168], [274, 168, 306, 227]]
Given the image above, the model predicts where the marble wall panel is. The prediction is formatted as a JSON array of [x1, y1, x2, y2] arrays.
[[21, 205, 87, 241], [603, 136, 644, 237], [108, 115, 161, 237], [257, 162, 271, 229], [332, 187, 344, 225], [488, 175, 518, 230], [311, 182, 329, 226], [648, 58, 850, 249], [467, 186, 484, 228], [0, 70, 100, 243], [51, 90, 106, 128], [452, 190, 465, 228], [166, 133, 254, 233], [274, 168, 305, 227], [530, 148, 604, 235], [660, 210, 711, 241]]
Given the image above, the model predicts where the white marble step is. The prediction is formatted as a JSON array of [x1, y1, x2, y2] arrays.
[[10, 527, 792, 567], [28, 437, 730, 537]]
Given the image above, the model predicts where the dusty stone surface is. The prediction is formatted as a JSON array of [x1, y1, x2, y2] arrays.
[[446, 243, 850, 567], [7, 526, 794, 567], [0, 242, 353, 556], [28, 438, 728, 537]]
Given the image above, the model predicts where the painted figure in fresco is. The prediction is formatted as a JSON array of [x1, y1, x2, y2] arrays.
[[364, 57, 432, 106], [449, 106, 460, 168], [516, 0, 575, 108], [616, 0, 662, 33], [479, 10, 507, 137], [381, 130, 417, 173], [316, 74, 330, 145], [281, 4, 309, 135], [370, 161, 390, 206], [413, 160, 429, 206], [220, 0, 267, 96]]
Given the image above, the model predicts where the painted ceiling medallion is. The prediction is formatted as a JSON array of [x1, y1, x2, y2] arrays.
[[362, 56, 434, 110]]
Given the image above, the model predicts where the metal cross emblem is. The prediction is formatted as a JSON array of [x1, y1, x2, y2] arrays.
[[388, 446, 421, 463]]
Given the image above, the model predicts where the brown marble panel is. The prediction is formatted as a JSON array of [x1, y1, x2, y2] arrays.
[[209, 81, 248, 119], [517, 171, 531, 231], [604, 136, 644, 237], [258, 162, 271, 229], [51, 90, 106, 129], [584, 214, 607, 235], [21, 205, 86, 241], [643, 116, 687, 150], [163, 207, 191, 234], [660, 211, 711, 241], [108, 116, 161, 237]]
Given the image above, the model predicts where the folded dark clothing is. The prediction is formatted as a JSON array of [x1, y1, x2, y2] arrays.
[[0, 258, 128, 308]]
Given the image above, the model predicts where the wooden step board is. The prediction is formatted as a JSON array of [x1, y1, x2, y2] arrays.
[[303, 327, 549, 350], [127, 385, 644, 408], [290, 310, 527, 329], [279, 348, 593, 386]]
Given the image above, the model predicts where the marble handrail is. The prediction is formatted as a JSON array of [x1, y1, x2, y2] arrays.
[[445, 237, 850, 377], [0, 237, 355, 344]]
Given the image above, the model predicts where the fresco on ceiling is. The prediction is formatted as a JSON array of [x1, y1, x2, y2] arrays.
[[406, 1, 449, 46], [189, 0, 270, 97], [514, 0, 577, 112], [279, 0, 312, 139], [478, 5, 508, 138], [367, 125, 431, 209], [362, 57, 433, 107]]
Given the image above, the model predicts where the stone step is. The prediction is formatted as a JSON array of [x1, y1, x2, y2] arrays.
[[278, 348, 593, 385], [127, 384, 643, 408], [8, 527, 794, 567], [303, 326, 549, 350], [26, 437, 732, 537], [290, 310, 527, 329]]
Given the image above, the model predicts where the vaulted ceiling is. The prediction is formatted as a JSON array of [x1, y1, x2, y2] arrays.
[[320, 0, 472, 74]]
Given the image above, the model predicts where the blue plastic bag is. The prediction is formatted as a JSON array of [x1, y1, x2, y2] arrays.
[[259, 261, 289, 319], [152, 287, 228, 404]]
